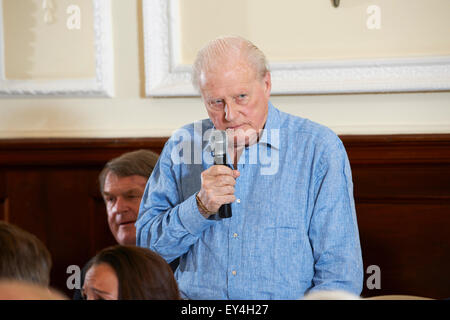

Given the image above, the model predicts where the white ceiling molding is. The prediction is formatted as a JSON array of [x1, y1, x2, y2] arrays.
[[0, 0, 114, 97], [143, 0, 450, 97]]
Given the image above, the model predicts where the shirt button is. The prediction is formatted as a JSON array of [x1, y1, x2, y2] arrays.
[[233, 233, 238, 238], [232, 270, 237, 276], [236, 199, 241, 203]]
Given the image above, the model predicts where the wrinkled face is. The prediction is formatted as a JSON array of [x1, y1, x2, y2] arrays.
[[82, 263, 118, 300], [102, 172, 147, 245], [200, 60, 271, 149]]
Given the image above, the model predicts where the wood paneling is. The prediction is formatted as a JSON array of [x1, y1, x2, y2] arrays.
[[344, 134, 450, 298], [0, 170, 6, 221], [357, 203, 450, 297], [0, 138, 167, 166], [0, 135, 449, 299]]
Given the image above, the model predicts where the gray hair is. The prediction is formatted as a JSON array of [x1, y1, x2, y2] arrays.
[[191, 35, 269, 91], [99, 149, 159, 192]]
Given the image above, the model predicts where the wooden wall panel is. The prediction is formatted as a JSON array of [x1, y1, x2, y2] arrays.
[[357, 203, 450, 298], [345, 135, 450, 298], [353, 165, 450, 201], [0, 171, 6, 221], [3, 168, 104, 292], [0, 135, 449, 299], [88, 194, 117, 256]]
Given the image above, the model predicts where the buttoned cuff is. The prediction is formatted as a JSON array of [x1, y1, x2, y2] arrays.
[[178, 193, 215, 236]]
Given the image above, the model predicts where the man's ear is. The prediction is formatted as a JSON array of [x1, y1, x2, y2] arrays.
[[263, 72, 272, 97]]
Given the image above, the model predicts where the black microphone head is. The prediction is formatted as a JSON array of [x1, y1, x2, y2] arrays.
[[210, 129, 227, 164]]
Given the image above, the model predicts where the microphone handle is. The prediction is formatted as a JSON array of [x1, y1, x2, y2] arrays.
[[219, 202, 232, 219], [215, 153, 232, 219]]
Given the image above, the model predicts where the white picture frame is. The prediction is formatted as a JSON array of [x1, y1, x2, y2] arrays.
[[0, 0, 114, 97], [143, 0, 450, 97]]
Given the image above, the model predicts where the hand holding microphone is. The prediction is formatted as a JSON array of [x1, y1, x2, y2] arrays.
[[196, 130, 239, 219]]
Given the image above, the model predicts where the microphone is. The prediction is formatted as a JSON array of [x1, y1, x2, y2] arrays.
[[211, 130, 232, 219]]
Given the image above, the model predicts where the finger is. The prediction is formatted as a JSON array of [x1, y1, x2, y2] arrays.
[[211, 195, 236, 210], [201, 174, 235, 192], [214, 174, 236, 187], [211, 185, 235, 196], [217, 194, 236, 205], [208, 165, 234, 176]]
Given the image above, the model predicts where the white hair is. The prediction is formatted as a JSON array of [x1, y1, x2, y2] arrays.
[[191, 35, 269, 91]]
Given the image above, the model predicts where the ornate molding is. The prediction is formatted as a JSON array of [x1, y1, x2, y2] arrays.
[[0, 0, 114, 97], [143, 0, 450, 97]]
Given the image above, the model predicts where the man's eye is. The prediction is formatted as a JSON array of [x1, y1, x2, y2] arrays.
[[210, 100, 224, 107], [236, 94, 248, 102]]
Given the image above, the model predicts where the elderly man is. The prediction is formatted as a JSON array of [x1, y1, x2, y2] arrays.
[[136, 36, 363, 299]]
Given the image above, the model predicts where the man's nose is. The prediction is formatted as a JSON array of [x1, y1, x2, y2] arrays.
[[112, 197, 127, 214], [224, 101, 238, 122]]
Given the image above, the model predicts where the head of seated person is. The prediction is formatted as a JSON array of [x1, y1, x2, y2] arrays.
[[98, 150, 159, 245], [81, 245, 180, 300], [0, 280, 67, 300], [0, 221, 52, 287]]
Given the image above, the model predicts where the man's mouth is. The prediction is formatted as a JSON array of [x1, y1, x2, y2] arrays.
[[119, 221, 135, 226], [227, 125, 244, 130]]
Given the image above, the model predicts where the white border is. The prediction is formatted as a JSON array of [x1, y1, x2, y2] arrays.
[[143, 0, 450, 97], [0, 0, 114, 97]]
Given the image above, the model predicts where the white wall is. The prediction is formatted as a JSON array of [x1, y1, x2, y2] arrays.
[[0, 0, 449, 138]]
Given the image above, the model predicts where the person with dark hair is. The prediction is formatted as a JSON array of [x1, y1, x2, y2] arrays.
[[81, 245, 180, 300], [0, 221, 52, 286]]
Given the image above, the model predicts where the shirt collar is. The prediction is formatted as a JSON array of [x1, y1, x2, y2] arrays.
[[204, 100, 280, 153], [258, 101, 280, 150]]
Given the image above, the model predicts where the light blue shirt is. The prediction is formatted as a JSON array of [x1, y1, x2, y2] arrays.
[[136, 102, 363, 299]]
